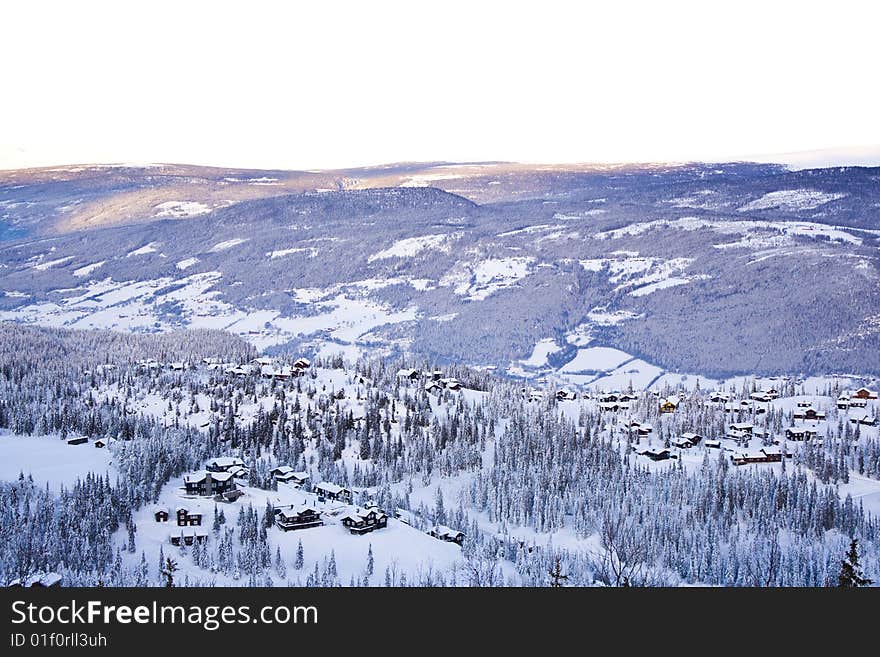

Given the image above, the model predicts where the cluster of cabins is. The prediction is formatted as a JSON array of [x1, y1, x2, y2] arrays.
[[273, 503, 388, 536], [65, 436, 116, 448], [596, 392, 640, 412], [838, 388, 877, 428], [224, 357, 311, 380], [154, 505, 210, 546], [9, 572, 63, 588], [838, 388, 878, 409], [397, 368, 462, 393]]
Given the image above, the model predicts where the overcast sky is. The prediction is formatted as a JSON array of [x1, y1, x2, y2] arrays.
[[2, 0, 879, 170]]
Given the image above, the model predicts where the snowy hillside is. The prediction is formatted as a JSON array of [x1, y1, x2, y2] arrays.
[[1, 162, 878, 377], [1, 325, 879, 587]]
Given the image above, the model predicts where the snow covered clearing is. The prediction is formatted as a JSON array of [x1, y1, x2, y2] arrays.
[[593, 217, 863, 246], [176, 257, 200, 270], [31, 256, 73, 271], [559, 347, 632, 374], [0, 273, 419, 352], [209, 238, 249, 252], [127, 242, 159, 257], [440, 257, 534, 301], [519, 338, 562, 368], [498, 224, 563, 237], [0, 432, 113, 492], [153, 201, 212, 218], [400, 173, 465, 187], [738, 189, 846, 212], [73, 260, 106, 277], [267, 247, 318, 259], [580, 253, 700, 296], [368, 233, 461, 262]]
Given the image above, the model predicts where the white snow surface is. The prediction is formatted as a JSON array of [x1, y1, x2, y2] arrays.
[[209, 238, 249, 252], [368, 233, 461, 262], [153, 201, 212, 218], [737, 189, 846, 212]]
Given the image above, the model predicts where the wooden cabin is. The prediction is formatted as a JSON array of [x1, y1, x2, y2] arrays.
[[731, 448, 783, 466], [793, 408, 826, 421], [170, 529, 209, 546], [728, 423, 754, 439], [274, 505, 323, 531], [681, 432, 702, 445], [176, 507, 203, 527], [853, 388, 878, 400], [340, 507, 388, 535], [429, 525, 465, 545], [396, 368, 421, 381], [850, 414, 878, 427], [205, 457, 246, 473], [10, 572, 63, 588], [183, 471, 235, 496], [270, 466, 310, 487], [641, 448, 671, 461], [315, 482, 352, 503]]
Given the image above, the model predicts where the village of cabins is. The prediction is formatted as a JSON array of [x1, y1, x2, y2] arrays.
[[25, 352, 876, 587], [127, 358, 468, 552]]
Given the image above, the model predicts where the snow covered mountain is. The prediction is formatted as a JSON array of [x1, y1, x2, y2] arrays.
[[1, 161, 878, 379]]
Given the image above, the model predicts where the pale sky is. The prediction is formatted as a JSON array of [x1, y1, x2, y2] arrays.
[[2, 0, 879, 170]]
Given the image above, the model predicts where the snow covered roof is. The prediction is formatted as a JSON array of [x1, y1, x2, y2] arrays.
[[433, 524, 463, 538], [261, 364, 293, 377], [341, 507, 384, 522], [184, 470, 234, 484], [175, 506, 201, 514], [316, 481, 345, 494], [21, 572, 63, 587], [170, 528, 209, 538], [277, 504, 319, 517], [208, 456, 245, 469]]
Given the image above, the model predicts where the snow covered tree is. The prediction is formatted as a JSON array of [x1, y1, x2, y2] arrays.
[[837, 539, 873, 587]]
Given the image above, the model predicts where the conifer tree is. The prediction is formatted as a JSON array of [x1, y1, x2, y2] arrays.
[[837, 539, 873, 587]]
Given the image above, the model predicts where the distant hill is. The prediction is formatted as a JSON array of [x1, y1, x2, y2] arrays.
[[1, 161, 878, 378]]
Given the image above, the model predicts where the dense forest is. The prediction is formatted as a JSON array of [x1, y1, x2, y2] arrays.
[[0, 323, 877, 586]]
